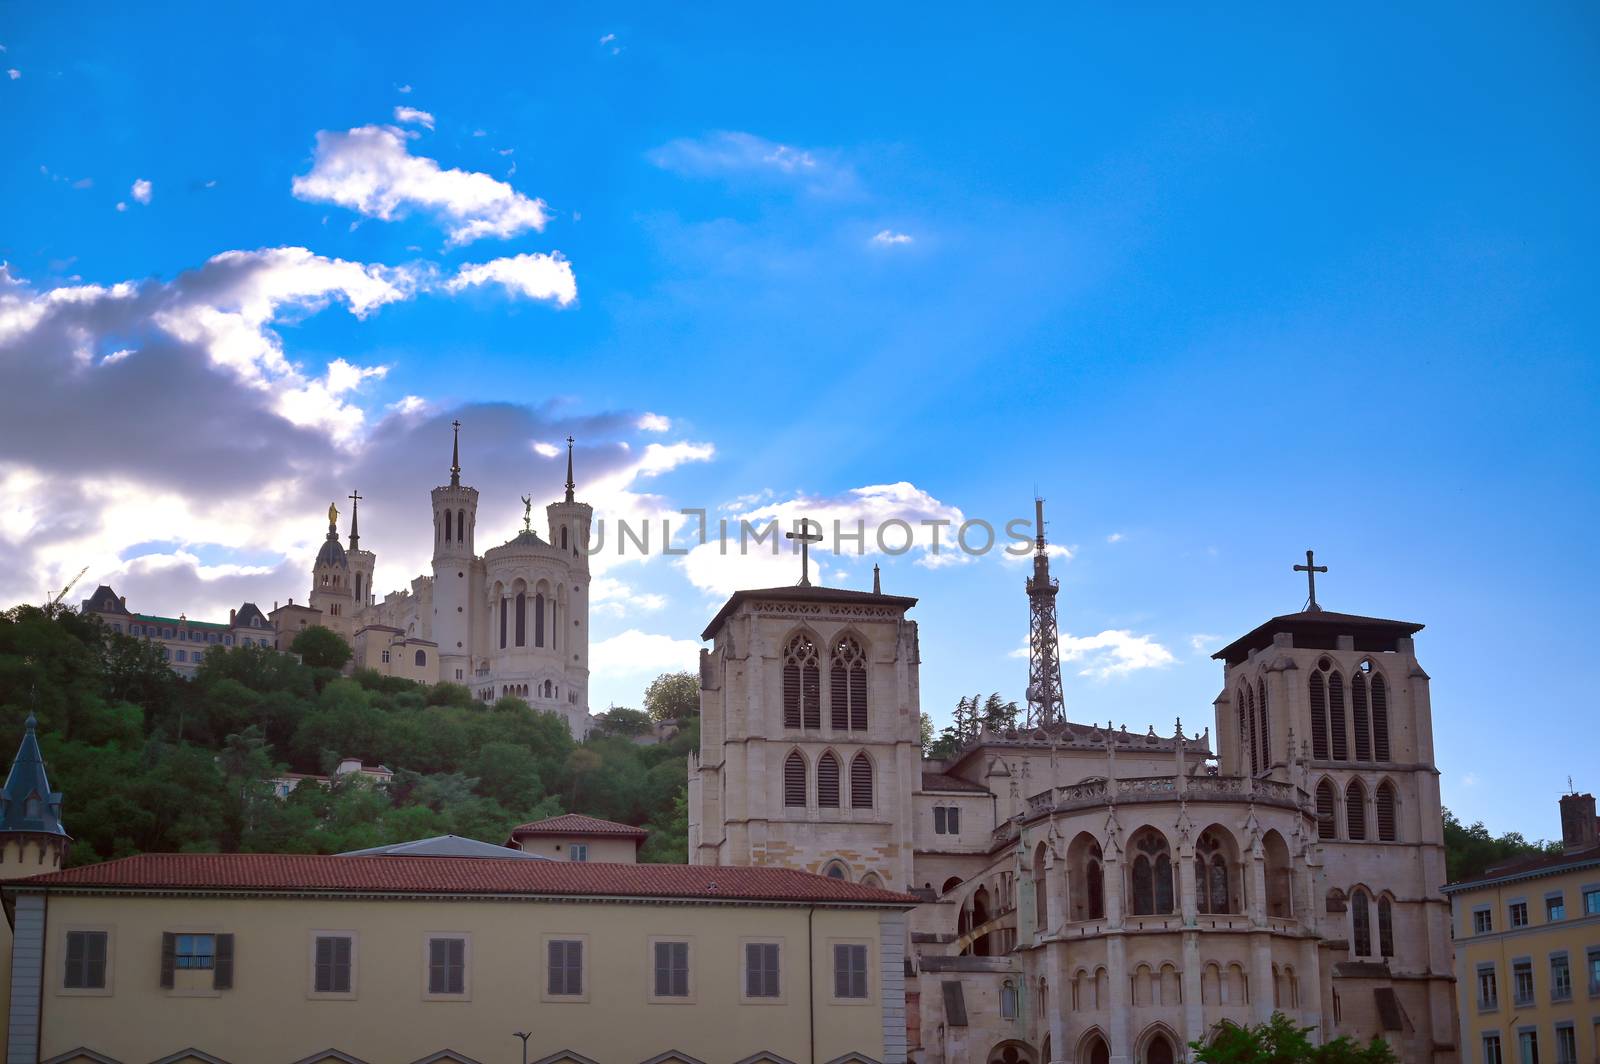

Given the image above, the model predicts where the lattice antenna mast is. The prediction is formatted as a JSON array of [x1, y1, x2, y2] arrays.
[[1024, 497, 1067, 727]]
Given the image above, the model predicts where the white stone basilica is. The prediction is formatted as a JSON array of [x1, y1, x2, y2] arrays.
[[269, 424, 595, 737]]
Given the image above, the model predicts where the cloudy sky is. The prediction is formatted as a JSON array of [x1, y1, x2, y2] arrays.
[[2, 5, 1595, 836]]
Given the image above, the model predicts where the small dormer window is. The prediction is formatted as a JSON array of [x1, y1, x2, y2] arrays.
[[24, 795, 42, 819]]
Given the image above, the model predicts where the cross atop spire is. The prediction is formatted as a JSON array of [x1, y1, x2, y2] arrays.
[[450, 419, 462, 488], [347, 489, 362, 551], [1294, 549, 1328, 612], [785, 520, 823, 588], [564, 435, 576, 503]]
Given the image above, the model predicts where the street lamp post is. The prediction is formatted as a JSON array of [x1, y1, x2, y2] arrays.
[[513, 1031, 531, 1064]]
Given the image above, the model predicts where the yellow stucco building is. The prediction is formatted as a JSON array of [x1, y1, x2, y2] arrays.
[[1442, 791, 1600, 1064]]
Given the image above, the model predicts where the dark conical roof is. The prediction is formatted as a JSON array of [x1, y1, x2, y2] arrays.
[[1, 715, 68, 838], [315, 535, 348, 569]]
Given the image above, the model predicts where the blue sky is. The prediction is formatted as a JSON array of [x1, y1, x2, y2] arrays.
[[2, 4, 1595, 838]]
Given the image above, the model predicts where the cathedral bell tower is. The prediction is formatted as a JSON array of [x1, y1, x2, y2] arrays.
[[346, 489, 376, 610], [431, 419, 479, 684], [308, 502, 355, 638], [545, 435, 592, 685]]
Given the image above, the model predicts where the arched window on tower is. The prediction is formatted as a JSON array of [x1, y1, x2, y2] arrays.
[[1239, 686, 1256, 775], [1352, 667, 1372, 761], [1376, 780, 1398, 841], [534, 592, 546, 648], [414, 649, 426, 668], [1309, 668, 1330, 760], [1130, 831, 1174, 915], [1328, 668, 1349, 760], [830, 636, 868, 730], [1257, 677, 1271, 771], [817, 752, 840, 808], [850, 752, 874, 809], [561, 527, 569, 551], [1346, 780, 1368, 841], [514, 592, 526, 647], [499, 597, 507, 650], [456, 509, 464, 544], [444, 510, 452, 543], [784, 751, 807, 807], [782, 634, 821, 730], [1316, 778, 1338, 840], [1372, 673, 1391, 761], [1195, 831, 1232, 914], [1378, 896, 1394, 957], [1351, 890, 1372, 957]]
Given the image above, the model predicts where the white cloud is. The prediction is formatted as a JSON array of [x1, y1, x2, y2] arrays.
[[637, 412, 671, 433], [589, 575, 667, 617], [131, 179, 152, 205], [648, 131, 854, 194], [1042, 630, 1176, 679], [115, 202, 127, 212], [532, 441, 560, 458], [446, 253, 577, 306], [393, 106, 435, 130], [871, 229, 913, 246], [590, 629, 702, 675], [397, 84, 412, 94], [1106, 532, 1124, 543], [292, 124, 550, 246], [1461, 772, 1480, 788], [1001, 541, 1074, 566], [1187, 633, 1221, 653], [599, 33, 616, 44], [6, 69, 19, 81]]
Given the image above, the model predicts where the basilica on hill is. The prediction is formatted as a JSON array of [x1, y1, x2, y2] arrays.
[[690, 504, 1460, 1063]]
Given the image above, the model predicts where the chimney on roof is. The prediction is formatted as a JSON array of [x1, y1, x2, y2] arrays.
[[1559, 791, 1597, 854], [119, 596, 126, 607], [229, 609, 236, 625]]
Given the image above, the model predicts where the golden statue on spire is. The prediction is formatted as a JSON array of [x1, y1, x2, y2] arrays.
[[327, 501, 339, 527]]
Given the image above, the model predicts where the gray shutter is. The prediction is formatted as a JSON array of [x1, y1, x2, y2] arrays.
[[213, 933, 234, 989], [834, 944, 849, 999], [448, 938, 464, 994], [160, 932, 176, 988], [950, 807, 960, 834], [334, 936, 352, 993], [654, 942, 669, 997], [428, 938, 446, 994], [64, 932, 84, 989], [86, 931, 107, 989]]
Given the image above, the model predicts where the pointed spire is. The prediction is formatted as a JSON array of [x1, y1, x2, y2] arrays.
[[2, 713, 67, 838], [347, 490, 362, 551], [564, 435, 576, 503], [872, 564, 881, 594], [450, 419, 462, 488]]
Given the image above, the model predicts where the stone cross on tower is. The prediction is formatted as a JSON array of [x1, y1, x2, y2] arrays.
[[1294, 549, 1328, 612], [785, 521, 823, 588], [347, 490, 362, 550]]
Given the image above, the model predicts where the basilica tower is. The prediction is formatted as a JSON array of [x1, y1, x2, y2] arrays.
[[545, 436, 593, 689], [346, 489, 376, 610], [308, 502, 355, 639], [431, 420, 479, 684]]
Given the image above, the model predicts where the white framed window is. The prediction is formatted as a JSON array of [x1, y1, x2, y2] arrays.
[[1546, 893, 1566, 921], [1517, 1030, 1539, 1064], [649, 938, 692, 1002], [1483, 1033, 1503, 1064], [422, 933, 469, 1000], [1473, 907, 1493, 934], [831, 941, 870, 1002], [310, 931, 356, 998], [61, 928, 111, 995], [1477, 965, 1499, 1010], [568, 844, 588, 862], [176, 933, 215, 970], [544, 935, 587, 1001], [741, 939, 783, 1003], [1510, 901, 1528, 928]]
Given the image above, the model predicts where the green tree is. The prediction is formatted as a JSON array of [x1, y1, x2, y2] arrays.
[[289, 625, 351, 670], [1443, 808, 1561, 884], [469, 742, 545, 811], [595, 706, 653, 737], [1191, 1014, 1397, 1063], [644, 671, 699, 722]]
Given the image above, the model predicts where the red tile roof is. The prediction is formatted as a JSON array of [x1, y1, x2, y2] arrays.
[[508, 813, 649, 839], [6, 853, 916, 906]]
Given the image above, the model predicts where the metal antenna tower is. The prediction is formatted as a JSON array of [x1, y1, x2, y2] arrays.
[[1024, 497, 1067, 727]]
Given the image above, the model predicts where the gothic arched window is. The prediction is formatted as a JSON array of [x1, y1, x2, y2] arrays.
[[534, 592, 546, 648], [1346, 780, 1368, 841], [830, 636, 868, 731], [1378, 896, 1394, 957], [1309, 668, 1330, 760], [817, 752, 841, 808], [1257, 677, 1271, 772], [1376, 780, 1398, 841], [1196, 831, 1232, 914], [1087, 858, 1105, 919], [1352, 667, 1372, 761], [444, 511, 452, 543], [514, 592, 526, 647], [1351, 891, 1372, 957], [1238, 685, 1255, 775], [783, 751, 807, 807], [850, 752, 874, 809], [498, 597, 507, 650], [1316, 778, 1338, 840], [414, 649, 426, 667], [1130, 832, 1174, 915], [1371, 673, 1391, 761], [456, 509, 464, 543], [561, 527, 569, 550], [1328, 668, 1349, 760], [782, 634, 821, 730]]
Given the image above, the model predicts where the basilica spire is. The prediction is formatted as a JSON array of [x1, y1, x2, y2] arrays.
[[347, 489, 362, 551], [450, 419, 462, 488], [564, 435, 576, 503], [1024, 496, 1067, 728]]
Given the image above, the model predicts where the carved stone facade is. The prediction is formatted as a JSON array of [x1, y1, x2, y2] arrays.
[[691, 580, 1460, 1064]]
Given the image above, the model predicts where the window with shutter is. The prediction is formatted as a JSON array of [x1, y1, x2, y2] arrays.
[[212, 933, 234, 990], [830, 636, 868, 730], [1376, 781, 1398, 841], [1378, 897, 1394, 958], [653, 941, 689, 998], [1351, 892, 1372, 957], [1257, 678, 1270, 771], [1371, 674, 1391, 760], [1351, 671, 1372, 761], [833, 943, 869, 999], [745, 941, 781, 998], [948, 806, 960, 834], [160, 932, 176, 988], [850, 753, 874, 809], [314, 935, 353, 994], [934, 806, 947, 834], [1316, 779, 1338, 840], [1346, 781, 1367, 841], [1328, 671, 1348, 760], [64, 930, 108, 989], [817, 752, 840, 808], [783, 634, 821, 729], [784, 751, 807, 807], [428, 936, 466, 995], [1309, 670, 1329, 760], [547, 939, 583, 996]]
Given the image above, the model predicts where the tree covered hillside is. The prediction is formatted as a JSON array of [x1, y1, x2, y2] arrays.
[[0, 605, 697, 866]]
